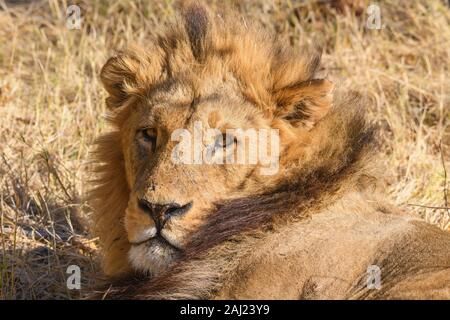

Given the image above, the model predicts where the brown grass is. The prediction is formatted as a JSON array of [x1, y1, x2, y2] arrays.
[[0, 0, 449, 299]]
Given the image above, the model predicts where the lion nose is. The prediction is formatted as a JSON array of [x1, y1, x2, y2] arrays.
[[138, 199, 192, 231]]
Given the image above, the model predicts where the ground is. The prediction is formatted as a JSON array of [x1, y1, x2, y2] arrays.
[[0, 0, 449, 299]]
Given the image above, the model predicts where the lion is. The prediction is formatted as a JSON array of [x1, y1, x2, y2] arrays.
[[88, 2, 450, 299]]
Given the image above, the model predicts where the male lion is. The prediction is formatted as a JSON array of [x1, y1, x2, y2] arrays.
[[89, 2, 450, 299]]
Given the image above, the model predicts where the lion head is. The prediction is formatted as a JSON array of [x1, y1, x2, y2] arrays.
[[89, 3, 335, 277]]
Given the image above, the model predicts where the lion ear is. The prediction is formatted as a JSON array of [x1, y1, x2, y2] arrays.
[[274, 79, 334, 129], [100, 54, 140, 109]]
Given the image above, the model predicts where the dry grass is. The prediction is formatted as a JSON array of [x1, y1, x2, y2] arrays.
[[0, 0, 449, 299]]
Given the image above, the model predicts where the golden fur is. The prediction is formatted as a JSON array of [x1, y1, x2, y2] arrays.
[[88, 2, 450, 299]]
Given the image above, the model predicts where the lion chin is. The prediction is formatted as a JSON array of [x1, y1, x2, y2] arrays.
[[128, 237, 180, 276]]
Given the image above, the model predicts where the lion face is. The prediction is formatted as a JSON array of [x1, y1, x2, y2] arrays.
[[93, 3, 334, 277], [121, 80, 276, 275]]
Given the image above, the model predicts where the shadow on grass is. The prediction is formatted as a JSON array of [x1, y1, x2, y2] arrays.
[[0, 154, 99, 299]]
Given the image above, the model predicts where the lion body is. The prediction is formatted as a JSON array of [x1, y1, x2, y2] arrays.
[[214, 193, 450, 299], [89, 2, 450, 299]]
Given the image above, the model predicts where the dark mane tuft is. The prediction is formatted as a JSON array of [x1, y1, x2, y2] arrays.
[[182, 1, 210, 62]]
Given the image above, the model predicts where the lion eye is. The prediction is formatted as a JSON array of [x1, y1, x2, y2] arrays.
[[138, 128, 157, 151], [214, 133, 236, 150]]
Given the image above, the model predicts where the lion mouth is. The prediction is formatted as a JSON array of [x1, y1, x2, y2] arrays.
[[133, 234, 181, 251], [128, 235, 181, 275]]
